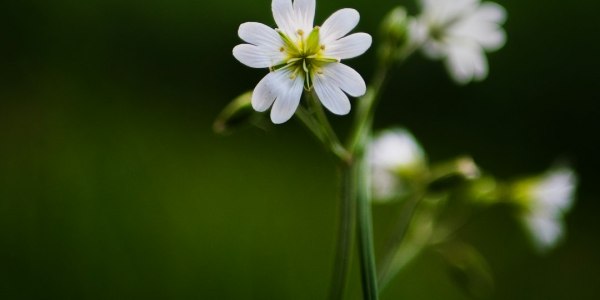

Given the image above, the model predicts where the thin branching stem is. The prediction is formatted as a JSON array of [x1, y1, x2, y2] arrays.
[[328, 163, 356, 300], [306, 92, 351, 162], [355, 152, 379, 300]]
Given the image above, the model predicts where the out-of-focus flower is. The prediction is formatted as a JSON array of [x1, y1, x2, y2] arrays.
[[512, 167, 578, 252], [233, 0, 371, 124], [410, 0, 507, 84], [368, 128, 427, 201]]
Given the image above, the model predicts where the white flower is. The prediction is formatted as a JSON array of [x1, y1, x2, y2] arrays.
[[368, 128, 427, 201], [515, 167, 578, 252], [233, 0, 372, 124], [411, 0, 507, 84]]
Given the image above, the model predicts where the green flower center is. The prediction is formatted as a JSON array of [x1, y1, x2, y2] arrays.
[[271, 26, 339, 90]]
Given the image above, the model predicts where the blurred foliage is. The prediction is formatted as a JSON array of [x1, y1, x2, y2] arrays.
[[1, 0, 599, 299]]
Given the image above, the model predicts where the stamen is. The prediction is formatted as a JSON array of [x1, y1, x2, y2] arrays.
[[279, 47, 285, 52], [320, 45, 326, 50], [297, 29, 304, 36]]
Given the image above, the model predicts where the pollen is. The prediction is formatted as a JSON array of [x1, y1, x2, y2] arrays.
[[280, 47, 285, 52], [297, 29, 304, 36], [320, 45, 326, 50]]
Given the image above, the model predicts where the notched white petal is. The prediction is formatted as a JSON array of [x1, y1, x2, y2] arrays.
[[270, 73, 304, 124], [314, 73, 351, 115], [252, 73, 277, 112], [233, 44, 274, 68], [293, 0, 316, 33], [239, 22, 283, 49], [320, 8, 360, 44], [325, 32, 372, 59], [445, 42, 487, 84], [272, 0, 296, 37], [324, 63, 366, 97], [449, 10, 506, 51], [477, 2, 507, 24]]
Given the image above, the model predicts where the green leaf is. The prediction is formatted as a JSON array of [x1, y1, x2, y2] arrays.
[[436, 242, 494, 299]]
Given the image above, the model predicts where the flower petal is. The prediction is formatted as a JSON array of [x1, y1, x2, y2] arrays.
[[320, 9, 360, 44], [272, 0, 296, 37], [239, 22, 284, 49], [233, 44, 284, 69], [449, 5, 506, 51], [252, 73, 278, 112], [445, 42, 487, 84], [270, 70, 304, 124], [233, 44, 272, 68], [313, 72, 351, 115], [322, 63, 366, 97], [522, 214, 564, 252], [476, 2, 507, 24], [325, 32, 372, 60], [293, 0, 315, 34]]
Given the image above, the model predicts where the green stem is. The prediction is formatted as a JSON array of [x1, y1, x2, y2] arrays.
[[348, 63, 390, 153], [295, 104, 349, 162], [296, 106, 326, 141], [328, 163, 356, 300], [355, 151, 379, 300], [297, 96, 355, 300], [346, 45, 418, 299], [348, 44, 418, 152], [306, 93, 351, 162]]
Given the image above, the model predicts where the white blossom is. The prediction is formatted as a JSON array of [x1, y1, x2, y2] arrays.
[[517, 167, 578, 252], [411, 0, 507, 84], [368, 128, 427, 201], [233, 0, 372, 124]]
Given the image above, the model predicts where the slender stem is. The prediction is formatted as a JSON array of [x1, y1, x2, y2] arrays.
[[297, 96, 356, 299], [343, 45, 419, 299], [296, 104, 349, 162], [328, 163, 356, 300], [348, 44, 418, 152], [355, 151, 379, 300], [348, 63, 390, 153], [296, 106, 326, 141], [306, 92, 351, 162]]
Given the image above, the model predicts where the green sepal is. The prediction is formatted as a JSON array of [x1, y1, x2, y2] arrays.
[[276, 29, 301, 56], [305, 26, 321, 55]]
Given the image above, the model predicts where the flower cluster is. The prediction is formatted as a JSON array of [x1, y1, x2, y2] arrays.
[[225, 1, 579, 297]]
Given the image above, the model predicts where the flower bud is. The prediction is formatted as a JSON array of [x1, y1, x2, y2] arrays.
[[378, 7, 410, 63], [213, 91, 262, 135], [428, 156, 481, 192], [381, 7, 408, 42]]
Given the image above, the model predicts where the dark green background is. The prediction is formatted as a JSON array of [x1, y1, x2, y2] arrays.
[[1, 0, 599, 299]]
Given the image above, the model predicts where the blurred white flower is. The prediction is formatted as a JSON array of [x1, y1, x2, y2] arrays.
[[233, 0, 371, 124], [368, 128, 427, 201], [410, 0, 507, 84], [514, 167, 578, 252]]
